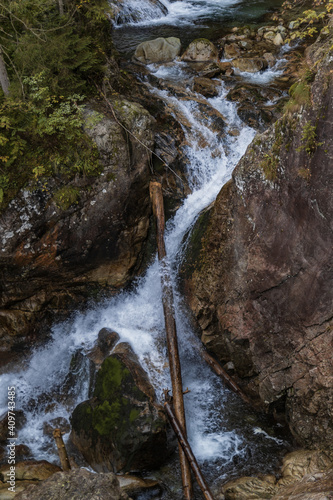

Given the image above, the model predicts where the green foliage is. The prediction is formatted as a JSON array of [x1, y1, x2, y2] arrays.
[[260, 120, 286, 180], [53, 185, 80, 210], [297, 122, 323, 155], [0, 74, 102, 207], [0, 0, 117, 208], [278, 0, 333, 41], [284, 77, 311, 114]]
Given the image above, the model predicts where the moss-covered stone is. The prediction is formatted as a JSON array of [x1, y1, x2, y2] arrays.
[[70, 347, 173, 473]]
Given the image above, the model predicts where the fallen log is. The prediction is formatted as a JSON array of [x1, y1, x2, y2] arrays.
[[200, 350, 252, 406], [53, 428, 71, 471], [150, 181, 193, 500], [164, 398, 215, 500]]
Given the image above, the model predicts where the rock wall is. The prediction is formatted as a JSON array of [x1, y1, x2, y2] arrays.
[[182, 33, 333, 448], [0, 98, 155, 365]]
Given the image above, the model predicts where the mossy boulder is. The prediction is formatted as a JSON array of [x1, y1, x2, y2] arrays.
[[70, 343, 174, 472]]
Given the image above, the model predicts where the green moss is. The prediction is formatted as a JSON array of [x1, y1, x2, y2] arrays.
[[261, 154, 279, 180], [259, 120, 286, 181], [129, 409, 140, 423], [297, 122, 323, 156], [284, 79, 311, 114], [53, 185, 80, 210], [93, 399, 122, 436], [94, 357, 131, 400]]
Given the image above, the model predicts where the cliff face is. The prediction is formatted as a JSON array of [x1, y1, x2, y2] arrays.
[[183, 33, 333, 448], [0, 99, 155, 364]]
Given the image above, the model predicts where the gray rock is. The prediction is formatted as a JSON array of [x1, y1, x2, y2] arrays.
[[182, 39, 219, 62], [134, 37, 181, 64], [232, 57, 268, 73], [14, 468, 129, 500]]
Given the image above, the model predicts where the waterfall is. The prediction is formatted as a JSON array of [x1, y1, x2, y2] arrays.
[[0, 3, 293, 495], [110, 0, 241, 27], [110, 0, 170, 25], [0, 80, 259, 470]]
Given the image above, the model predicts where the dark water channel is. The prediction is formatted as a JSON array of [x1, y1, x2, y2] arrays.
[[112, 0, 284, 57]]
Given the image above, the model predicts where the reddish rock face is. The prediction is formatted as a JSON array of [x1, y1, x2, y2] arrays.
[[183, 35, 333, 448]]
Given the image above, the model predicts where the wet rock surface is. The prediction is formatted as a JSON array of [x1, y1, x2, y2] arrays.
[[0, 98, 155, 364], [182, 32, 333, 448], [13, 467, 129, 500], [70, 343, 174, 472], [222, 449, 333, 499]]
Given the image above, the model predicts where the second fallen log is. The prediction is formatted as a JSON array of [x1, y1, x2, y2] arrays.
[[164, 399, 215, 500], [149, 181, 193, 500]]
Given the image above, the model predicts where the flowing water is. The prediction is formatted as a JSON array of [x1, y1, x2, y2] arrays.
[[111, 0, 284, 57], [0, 1, 293, 497]]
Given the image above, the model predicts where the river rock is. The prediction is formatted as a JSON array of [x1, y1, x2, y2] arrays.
[[182, 31, 333, 448], [193, 77, 220, 98], [223, 476, 278, 499], [70, 343, 174, 472], [222, 449, 333, 499], [87, 328, 120, 368], [0, 98, 155, 363], [223, 43, 242, 59], [273, 469, 333, 499], [0, 460, 61, 481], [13, 468, 129, 500], [117, 475, 162, 496], [226, 84, 283, 129], [277, 449, 333, 486], [263, 52, 276, 68], [134, 37, 181, 64], [181, 39, 219, 62], [232, 57, 268, 73]]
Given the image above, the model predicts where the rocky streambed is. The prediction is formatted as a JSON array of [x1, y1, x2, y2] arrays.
[[0, 3, 332, 500]]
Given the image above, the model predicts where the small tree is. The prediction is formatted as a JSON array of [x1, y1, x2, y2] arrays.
[[0, 46, 10, 94]]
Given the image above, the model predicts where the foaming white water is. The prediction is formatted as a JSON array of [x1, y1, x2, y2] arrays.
[[235, 57, 287, 84], [110, 0, 169, 25], [112, 0, 241, 27], [0, 74, 256, 464]]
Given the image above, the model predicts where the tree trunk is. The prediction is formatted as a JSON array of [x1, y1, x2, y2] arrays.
[[0, 48, 10, 96], [53, 428, 71, 471], [58, 0, 64, 15], [164, 399, 215, 500], [200, 350, 253, 406], [150, 181, 193, 500]]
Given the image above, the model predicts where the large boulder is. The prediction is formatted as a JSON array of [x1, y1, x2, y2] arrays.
[[13, 468, 129, 500], [193, 77, 220, 98], [134, 37, 181, 64], [70, 343, 174, 472], [0, 99, 155, 364], [182, 33, 333, 448], [232, 57, 268, 73], [181, 39, 219, 62], [0, 460, 60, 482], [222, 449, 333, 499]]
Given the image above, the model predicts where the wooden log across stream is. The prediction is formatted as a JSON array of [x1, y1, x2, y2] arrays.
[[164, 397, 215, 500], [149, 181, 193, 500], [200, 350, 252, 406]]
